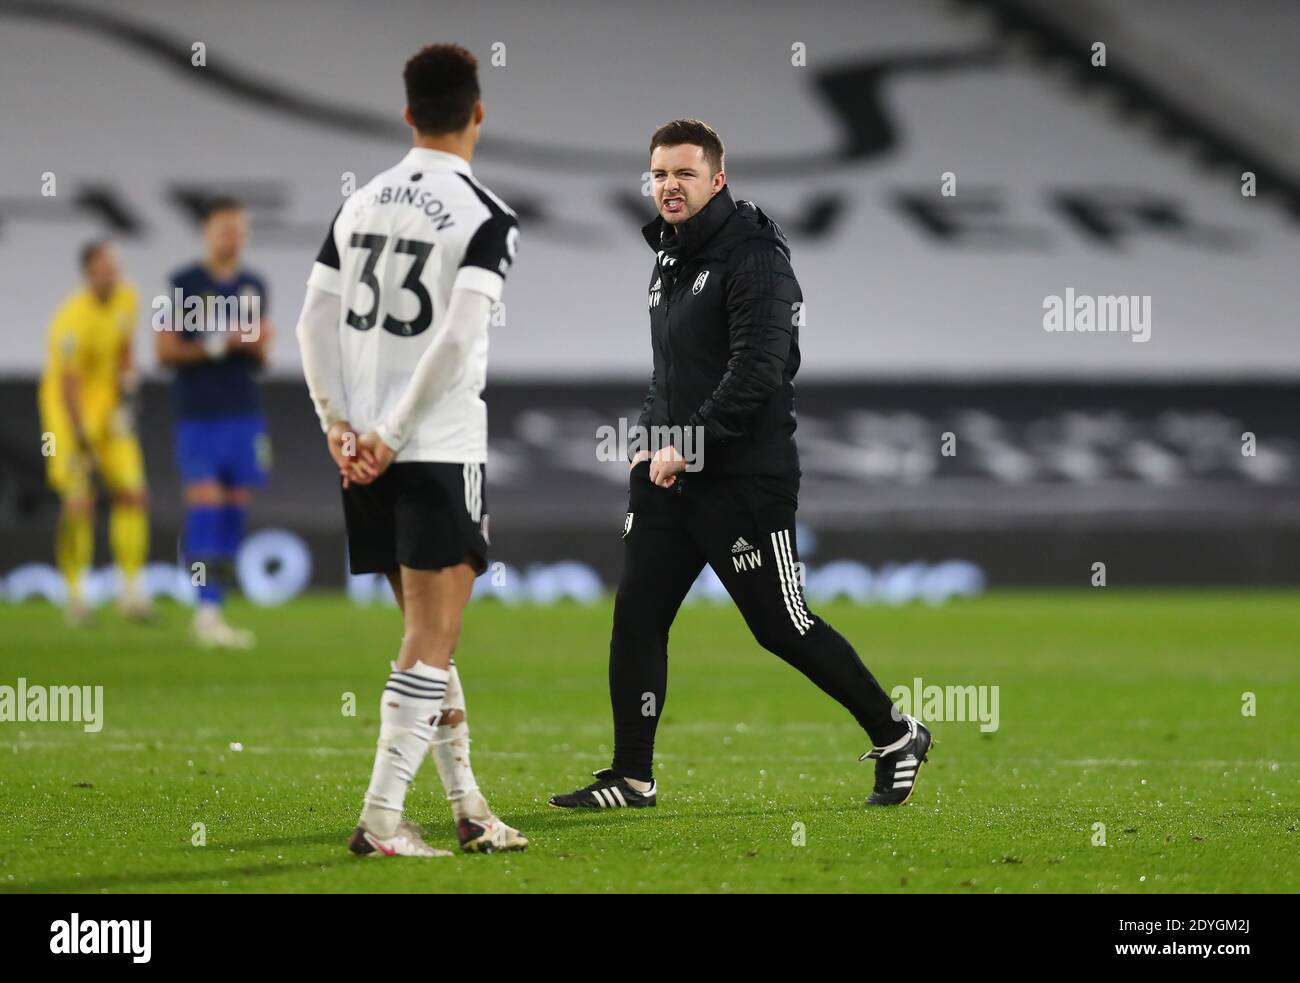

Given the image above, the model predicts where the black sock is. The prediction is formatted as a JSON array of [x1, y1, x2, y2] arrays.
[[608, 613, 665, 784]]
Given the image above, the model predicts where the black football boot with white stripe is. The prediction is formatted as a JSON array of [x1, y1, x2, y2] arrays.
[[861, 714, 933, 806], [547, 769, 657, 809]]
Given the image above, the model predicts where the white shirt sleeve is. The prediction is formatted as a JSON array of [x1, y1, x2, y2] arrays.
[[294, 284, 348, 433], [375, 282, 494, 452], [307, 204, 344, 295]]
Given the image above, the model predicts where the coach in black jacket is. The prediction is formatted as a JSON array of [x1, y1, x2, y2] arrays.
[[636, 181, 800, 477], [549, 120, 933, 812]]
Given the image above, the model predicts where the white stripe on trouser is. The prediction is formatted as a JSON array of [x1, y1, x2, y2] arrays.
[[770, 531, 805, 635], [463, 463, 482, 523], [770, 530, 812, 635], [779, 530, 813, 629]]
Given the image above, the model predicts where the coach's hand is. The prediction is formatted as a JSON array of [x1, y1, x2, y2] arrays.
[[649, 444, 687, 488]]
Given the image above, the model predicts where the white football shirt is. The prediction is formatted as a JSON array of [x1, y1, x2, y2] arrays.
[[307, 147, 518, 463]]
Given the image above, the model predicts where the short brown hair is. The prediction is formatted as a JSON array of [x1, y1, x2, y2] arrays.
[[79, 239, 111, 270], [650, 119, 725, 174], [404, 44, 480, 135], [202, 196, 244, 223]]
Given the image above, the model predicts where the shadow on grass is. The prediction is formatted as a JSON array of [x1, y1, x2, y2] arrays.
[[214, 832, 343, 851], [499, 801, 869, 835], [6, 802, 881, 891], [3, 856, 351, 894]]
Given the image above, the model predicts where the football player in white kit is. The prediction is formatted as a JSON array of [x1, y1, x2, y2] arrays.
[[295, 44, 525, 856]]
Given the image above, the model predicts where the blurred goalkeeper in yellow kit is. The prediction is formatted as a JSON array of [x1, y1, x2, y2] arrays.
[[38, 240, 152, 624]]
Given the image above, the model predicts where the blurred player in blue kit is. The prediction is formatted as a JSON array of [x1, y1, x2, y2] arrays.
[[156, 197, 271, 648]]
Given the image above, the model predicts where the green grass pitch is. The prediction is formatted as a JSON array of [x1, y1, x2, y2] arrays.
[[1, 592, 1296, 893]]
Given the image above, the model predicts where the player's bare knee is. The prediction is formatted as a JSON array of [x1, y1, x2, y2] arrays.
[[418, 611, 461, 646], [385, 571, 404, 610], [63, 496, 94, 516], [438, 708, 465, 727], [183, 482, 223, 506], [404, 618, 460, 664]]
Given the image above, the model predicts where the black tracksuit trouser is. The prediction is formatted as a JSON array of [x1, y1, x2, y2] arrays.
[[609, 462, 906, 782]]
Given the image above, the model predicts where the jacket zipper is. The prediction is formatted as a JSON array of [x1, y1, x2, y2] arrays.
[[661, 261, 674, 423]]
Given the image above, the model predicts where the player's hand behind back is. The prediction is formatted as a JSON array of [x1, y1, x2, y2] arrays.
[[327, 420, 364, 489], [326, 424, 393, 487], [353, 431, 396, 485]]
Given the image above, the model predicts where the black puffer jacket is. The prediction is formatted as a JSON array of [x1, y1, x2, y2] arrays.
[[638, 185, 801, 477]]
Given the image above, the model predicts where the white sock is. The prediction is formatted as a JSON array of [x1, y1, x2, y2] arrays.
[[431, 721, 489, 821], [360, 662, 449, 837], [429, 665, 489, 821], [195, 602, 221, 626]]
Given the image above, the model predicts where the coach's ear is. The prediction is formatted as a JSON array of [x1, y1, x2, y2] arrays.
[[403, 105, 415, 129]]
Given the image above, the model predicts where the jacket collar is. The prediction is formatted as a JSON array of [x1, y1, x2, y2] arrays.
[[642, 185, 738, 260]]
